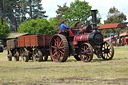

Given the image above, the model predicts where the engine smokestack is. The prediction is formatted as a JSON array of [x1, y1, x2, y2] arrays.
[[91, 9, 98, 31]]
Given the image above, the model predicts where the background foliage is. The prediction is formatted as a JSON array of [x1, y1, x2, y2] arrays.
[[102, 6, 127, 37], [104, 6, 127, 24], [54, 0, 102, 31], [0, 18, 10, 40], [69, 0, 92, 22], [18, 18, 55, 34], [0, 0, 47, 32]]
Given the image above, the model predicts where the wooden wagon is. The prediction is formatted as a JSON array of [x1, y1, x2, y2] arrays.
[[7, 34, 53, 62]]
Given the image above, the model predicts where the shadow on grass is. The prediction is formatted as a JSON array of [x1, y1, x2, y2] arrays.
[[11, 55, 128, 63]]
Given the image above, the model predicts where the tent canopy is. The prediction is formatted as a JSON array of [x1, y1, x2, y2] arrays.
[[98, 23, 127, 30]]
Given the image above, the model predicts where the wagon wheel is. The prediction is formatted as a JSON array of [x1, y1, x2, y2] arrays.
[[14, 50, 20, 61], [7, 50, 12, 61], [100, 41, 114, 60], [33, 49, 42, 62], [21, 48, 29, 62], [74, 55, 81, 61], [50, 34, 69, 62], [80, 43, 93, 62]]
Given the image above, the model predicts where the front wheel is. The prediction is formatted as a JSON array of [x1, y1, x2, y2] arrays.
[[100, 41, 114, 60], [80, 43, 93, 62]]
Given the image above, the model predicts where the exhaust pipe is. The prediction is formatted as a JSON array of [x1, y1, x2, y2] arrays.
[[91, 9, 98, 31]]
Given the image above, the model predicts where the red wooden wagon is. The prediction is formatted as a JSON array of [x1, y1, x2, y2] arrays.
[[7, 34, 53, 62]]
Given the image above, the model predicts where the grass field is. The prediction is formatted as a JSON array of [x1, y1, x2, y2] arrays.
[[0, 46, 128, 85]]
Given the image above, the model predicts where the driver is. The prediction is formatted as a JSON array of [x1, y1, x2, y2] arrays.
[[60, 20, 70, 31]]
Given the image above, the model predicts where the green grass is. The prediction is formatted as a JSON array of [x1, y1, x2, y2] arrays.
[[0, 46, 128, 85]]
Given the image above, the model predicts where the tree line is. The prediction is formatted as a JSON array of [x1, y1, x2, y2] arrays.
[[0, 0, 47, 31]]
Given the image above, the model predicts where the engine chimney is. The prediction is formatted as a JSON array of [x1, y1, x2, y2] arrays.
[[91, 9, 98, 31]]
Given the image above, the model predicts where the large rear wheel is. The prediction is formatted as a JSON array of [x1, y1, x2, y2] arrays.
[[50, 34, 69, 62], [80, 43, 93, 62]]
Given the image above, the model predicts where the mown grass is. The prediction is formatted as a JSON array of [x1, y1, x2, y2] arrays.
[[0, 46, 128, 85]]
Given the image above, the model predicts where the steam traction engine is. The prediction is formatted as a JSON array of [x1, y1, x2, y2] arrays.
[[50, 10, 114, 62]]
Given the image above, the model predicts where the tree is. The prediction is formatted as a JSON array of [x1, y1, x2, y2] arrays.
[[69, 0, 92, 22], [104, 6, 127, 24], [0, 0, 27, 32], [55, 3, 70, 31], [0, 0, 14, 31], [56, 3, 70, 21], [0, 18, 11, 40], [18, 18, 55, 34], [49, 17, 59, 33], [55, 0, 93, 31], [27, 0, 47, 19], [0, 0, 47, 32], [15, 0, 28, 23]]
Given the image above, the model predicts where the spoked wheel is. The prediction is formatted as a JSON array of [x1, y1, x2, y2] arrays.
[[80, 43, 93, 62], [50, 34, 69, 62], [33, 49, 42, 62], [14, 50, 20, 61], [7, 50, 12, 61], [100, 41, 114, 60], [74, 55, 81, 61], [21, 48, 29, 62]]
